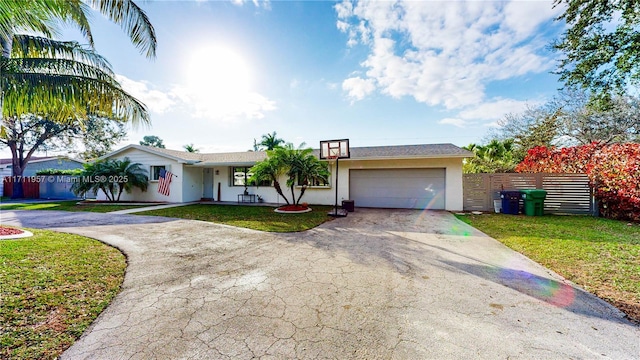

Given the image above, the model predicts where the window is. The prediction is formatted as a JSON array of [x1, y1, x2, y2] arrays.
[[231, 166, 271, 187], [297, 174, 330, 187], [150, 165, 166, 181]]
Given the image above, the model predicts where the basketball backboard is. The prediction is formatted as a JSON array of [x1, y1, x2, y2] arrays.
[[319, 139, 350, 159]]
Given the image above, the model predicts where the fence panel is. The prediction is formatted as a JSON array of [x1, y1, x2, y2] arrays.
[[2, 177, 40, 199], [463, 173, 592, 214]]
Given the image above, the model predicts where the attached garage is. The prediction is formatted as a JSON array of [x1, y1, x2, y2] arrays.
[[349, 168, 446, 209]]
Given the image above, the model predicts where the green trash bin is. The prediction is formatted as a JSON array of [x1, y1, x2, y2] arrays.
[[520, 189, 547, 216]]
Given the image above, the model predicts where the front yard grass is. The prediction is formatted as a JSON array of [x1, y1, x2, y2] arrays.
[[456, 213, 640, 323], [138, 204, 335, 232], [0, 229, 126, 359], [0, 200, 146, 213]]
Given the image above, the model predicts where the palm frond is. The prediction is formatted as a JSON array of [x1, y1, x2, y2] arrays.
[[5, 58, 119, 85], [2, 72, 149, 126], [0, 0, 93, 46], [11, 35, 112, 73], [87, 0, 156, 58]]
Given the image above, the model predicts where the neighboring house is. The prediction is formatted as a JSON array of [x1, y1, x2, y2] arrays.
[[99, 143, 472, 211], [0, 156, 85, 197]]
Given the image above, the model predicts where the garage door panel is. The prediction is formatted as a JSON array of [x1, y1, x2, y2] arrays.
[[350, 169, 445, 209]]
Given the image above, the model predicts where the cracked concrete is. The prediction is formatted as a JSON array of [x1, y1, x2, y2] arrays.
[[2, 208, 639, 359]]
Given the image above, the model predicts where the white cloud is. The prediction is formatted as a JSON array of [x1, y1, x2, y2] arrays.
[[458, 98, 537, 120], [438, 118, 468, 128], [342, 76, 376, 102], [116, 75, 176, 114], [336, 0, 561, 109], [231, 0, 270, 9], [115, 75, 276, 122]]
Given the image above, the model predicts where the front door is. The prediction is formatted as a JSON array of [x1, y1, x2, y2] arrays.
[[203, 168, 214, 199]]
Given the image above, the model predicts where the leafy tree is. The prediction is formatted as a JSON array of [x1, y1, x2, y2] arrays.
[[183, 143, 199, 153], [550, 88, 640, 145], [76, 116, 127, 159], [516, 142, 640, 222], [250, 143, 329, 206], [140, 135, 165, 148], [489, 104, 561, 162], [259, 131, 285, 150], [72, 157, 148, 202], [462, 139, 518, 173], [0, 115, 127, 177], [492, 89, 640, 158], [553, 0, 640, 99]]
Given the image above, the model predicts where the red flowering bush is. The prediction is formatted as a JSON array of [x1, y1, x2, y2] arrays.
[[516, 142, 640, 222]]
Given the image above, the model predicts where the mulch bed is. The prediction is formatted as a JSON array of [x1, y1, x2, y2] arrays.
[[0, 226, 24, 236], [276, 205, 309, 212]]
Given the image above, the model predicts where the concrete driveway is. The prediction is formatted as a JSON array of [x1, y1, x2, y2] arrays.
[[3, 209, 639, 359]]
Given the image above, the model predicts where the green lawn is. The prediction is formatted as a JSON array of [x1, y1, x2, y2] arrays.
[[0, 200, 146, 213], [0, 228, 126, 359], [456, 213, 640, 323], [138, 204, 335, 232]]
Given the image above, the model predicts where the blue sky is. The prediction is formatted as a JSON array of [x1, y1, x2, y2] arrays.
[[14, 0, 568, 156]]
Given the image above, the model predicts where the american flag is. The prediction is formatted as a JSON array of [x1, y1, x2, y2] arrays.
[[158, 169, 173, 196]]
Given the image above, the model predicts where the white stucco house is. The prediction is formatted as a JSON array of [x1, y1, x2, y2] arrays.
[[98, 143, 473, 211]]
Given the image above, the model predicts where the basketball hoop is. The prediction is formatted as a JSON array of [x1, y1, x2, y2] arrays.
[[319, 139, 350, 217]]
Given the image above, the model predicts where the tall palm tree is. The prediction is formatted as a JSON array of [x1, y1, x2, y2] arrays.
[[259, 131, 285, 150], [1, 0, 156, 197], [1, 0, 156, 120]]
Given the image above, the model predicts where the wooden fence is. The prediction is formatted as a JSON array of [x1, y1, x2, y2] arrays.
[[463, 173, 593, 214], [3, 177, 40, 199]]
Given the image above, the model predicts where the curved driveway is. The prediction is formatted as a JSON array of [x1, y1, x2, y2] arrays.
[[3, 209, 639, 359]]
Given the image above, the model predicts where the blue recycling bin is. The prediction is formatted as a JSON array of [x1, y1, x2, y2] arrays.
[[500, 190, 521, 215]]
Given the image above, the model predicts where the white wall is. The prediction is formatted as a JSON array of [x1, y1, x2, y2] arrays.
[[182, 166, 203, 202], [205, 158, 464, 210], [98, 148, 184, 202]]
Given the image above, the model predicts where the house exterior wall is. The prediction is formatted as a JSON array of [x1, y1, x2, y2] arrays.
[[95, 146, 465, 210], [182, 166, 203, 202], [197, 158, 464, 211], [22, 158, 84, 176], [99, 148, 184, 202]]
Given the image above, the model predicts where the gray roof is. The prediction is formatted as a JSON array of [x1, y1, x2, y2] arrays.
[[347, 143, 472, 159], [105, 143, 472, 165]]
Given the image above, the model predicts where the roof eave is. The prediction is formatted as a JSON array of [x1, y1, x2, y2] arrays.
[[100, 144, 194, 163], [345, 154, 472, 161]]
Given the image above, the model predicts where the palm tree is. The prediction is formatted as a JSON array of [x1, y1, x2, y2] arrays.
[[1, 0, 156, 197], [183, 143, 199, 153], [110, 157, 148, 201], [0, 0, 156, 58], [249, 150, 289, 204], [259, 131, 285, 150], [72, 157, 148, 202], [463, 139, 517, 173], [2, 36, 149, 198], [250, 143, 329, 206]]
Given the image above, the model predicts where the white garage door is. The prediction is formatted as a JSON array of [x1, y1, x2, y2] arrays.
[[350, 168, 446, 209]]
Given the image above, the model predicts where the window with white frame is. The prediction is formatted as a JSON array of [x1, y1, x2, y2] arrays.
[[150, 165, 166, 181]]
